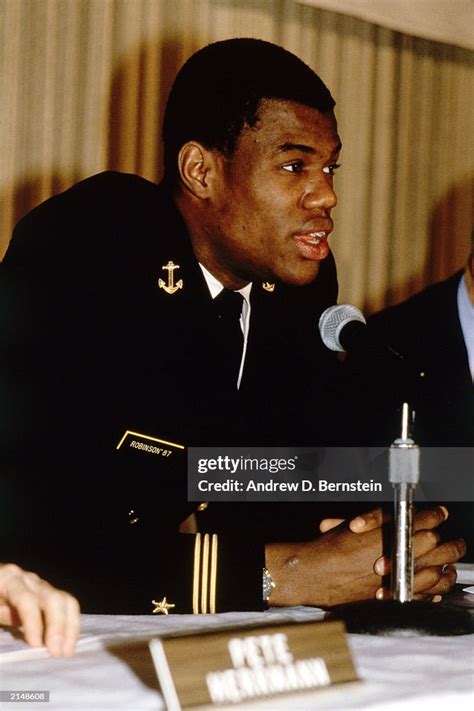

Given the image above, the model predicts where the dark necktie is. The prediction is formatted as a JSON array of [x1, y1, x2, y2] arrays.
[[215, 289, 244, 387]]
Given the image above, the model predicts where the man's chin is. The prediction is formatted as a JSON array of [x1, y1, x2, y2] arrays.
[[276, 262, 321, 287]]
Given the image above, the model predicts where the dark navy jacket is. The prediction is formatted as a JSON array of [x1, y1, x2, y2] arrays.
[[0, 172, 340, 613]]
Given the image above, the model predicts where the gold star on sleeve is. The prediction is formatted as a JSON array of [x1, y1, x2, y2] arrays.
[[151, 597, 175, 614]]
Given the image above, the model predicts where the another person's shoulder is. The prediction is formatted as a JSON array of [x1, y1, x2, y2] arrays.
[[369, 271, 463, 339], [363, 272, 465, 370]]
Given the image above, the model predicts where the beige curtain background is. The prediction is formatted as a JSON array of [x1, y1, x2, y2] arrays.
[[1, 0, 473, 312]]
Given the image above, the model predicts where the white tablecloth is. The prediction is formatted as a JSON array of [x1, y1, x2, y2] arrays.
[[1, 585, 473, 711]]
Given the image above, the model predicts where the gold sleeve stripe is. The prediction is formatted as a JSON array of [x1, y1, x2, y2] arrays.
[[192, 533, 219, 614], [201, 534, 210, 614], [192, 533, 202, 615], [209, 534, 218, 614]]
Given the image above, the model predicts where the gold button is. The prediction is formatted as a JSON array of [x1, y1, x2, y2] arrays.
[[197, 502, 208, 512], [128, 509, 140, 525]]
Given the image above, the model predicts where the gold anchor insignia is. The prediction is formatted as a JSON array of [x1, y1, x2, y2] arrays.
[[152, 597, 175, 614], [262, 282, 275, 292], [158, 261, 183, 294]]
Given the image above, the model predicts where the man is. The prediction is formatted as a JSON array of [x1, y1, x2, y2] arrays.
[[0, 40, 462, 633]]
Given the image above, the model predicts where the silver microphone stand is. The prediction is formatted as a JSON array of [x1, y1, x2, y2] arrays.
[[389, 403, 418, 603], [331, 403, 473, 636]]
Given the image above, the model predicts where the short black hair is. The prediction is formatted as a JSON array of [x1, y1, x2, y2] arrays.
[[162, 38, 335, 183]]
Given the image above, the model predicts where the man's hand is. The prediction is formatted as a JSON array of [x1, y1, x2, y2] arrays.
[[265, 506, 465, 608], [0, 564, 80, 656], [318, 506, 465, 601], [266, 520, 386, 607]]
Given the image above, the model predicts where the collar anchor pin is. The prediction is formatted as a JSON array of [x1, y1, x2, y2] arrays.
[[158, 261, 183, 294]]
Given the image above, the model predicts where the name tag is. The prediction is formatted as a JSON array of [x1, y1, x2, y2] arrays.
[[150, 620, 357, 709], [116, 430, 185, 457]]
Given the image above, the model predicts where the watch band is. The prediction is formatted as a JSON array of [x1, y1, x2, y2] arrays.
[[262, 567, 276, 601]]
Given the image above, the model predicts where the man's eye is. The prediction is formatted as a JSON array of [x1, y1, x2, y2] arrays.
[[323, 163, 341, 175], [282, 161, 304, 173]]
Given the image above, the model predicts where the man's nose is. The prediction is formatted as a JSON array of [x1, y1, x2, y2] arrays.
[[301, 178, 337, 211]]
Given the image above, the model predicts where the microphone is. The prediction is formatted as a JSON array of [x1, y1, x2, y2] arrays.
[[318, 304, 366, 352], [318, 304, 405, 361]]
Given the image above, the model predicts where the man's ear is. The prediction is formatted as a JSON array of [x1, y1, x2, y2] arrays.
[[177, 142, 220, 199]]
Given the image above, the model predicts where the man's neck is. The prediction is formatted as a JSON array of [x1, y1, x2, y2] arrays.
[[173, 187, 251, 291]]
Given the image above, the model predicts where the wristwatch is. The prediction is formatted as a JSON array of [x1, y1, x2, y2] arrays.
[[262, 567, 276, 601]]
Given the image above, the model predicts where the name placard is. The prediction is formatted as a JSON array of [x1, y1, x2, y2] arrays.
[[150, 620, 358, 709]]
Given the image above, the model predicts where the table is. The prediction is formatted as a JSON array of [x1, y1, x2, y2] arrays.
[[1, 567, 473, 711]]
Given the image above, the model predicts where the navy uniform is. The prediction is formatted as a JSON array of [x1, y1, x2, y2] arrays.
[[0, 172, 339, 613]]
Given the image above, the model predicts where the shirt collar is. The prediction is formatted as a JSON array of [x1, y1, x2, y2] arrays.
[[199, 263, 252, 305]]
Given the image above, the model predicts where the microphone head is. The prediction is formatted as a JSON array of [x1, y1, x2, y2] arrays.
[[319, 304, 366, 352]]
